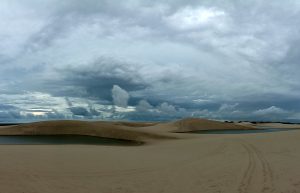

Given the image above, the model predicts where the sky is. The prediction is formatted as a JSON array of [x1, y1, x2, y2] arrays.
[[0, 0, 300, 122]]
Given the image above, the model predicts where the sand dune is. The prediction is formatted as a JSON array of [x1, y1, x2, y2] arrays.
[[0, 118, 253, 142], [129, 118, 255, 133], [0, 120, 175, 143], [241, 122, 300, 129], [1, 118, 300, 193], [173, 118, 255, 132]]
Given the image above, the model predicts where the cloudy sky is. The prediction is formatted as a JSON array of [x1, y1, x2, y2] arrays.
[[1, 0, 300, 122]]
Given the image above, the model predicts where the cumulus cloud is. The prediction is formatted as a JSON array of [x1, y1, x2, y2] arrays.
[[88, 102, 101, 116], [41, 57, 148, 101], [65, 97, 100, 117], [251, 106, 291, 121], [254, 106, 288, 116], [158, 102, 177, 114], [136, 100, 153, 112], [112, 85, 130, 107]]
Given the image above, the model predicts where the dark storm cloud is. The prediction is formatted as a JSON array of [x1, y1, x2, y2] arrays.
[[69, 107, 90, 116], [65, 97, 100, 117], [51, 57, 148, 101], [1, 0, 300, 122], [0, 110, 21, 121], [0, 104, 21, 122], [0, 104, 18, 110]]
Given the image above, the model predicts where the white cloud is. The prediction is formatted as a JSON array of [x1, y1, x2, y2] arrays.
[[136, 100, 153, 112], [253, 106, 288, 116], [111, 85, 130, 107], [164, 6, 226, 30], [158, 102, 177, 114]]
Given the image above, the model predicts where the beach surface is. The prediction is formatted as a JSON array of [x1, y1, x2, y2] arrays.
[[1, 118, 300, 193]]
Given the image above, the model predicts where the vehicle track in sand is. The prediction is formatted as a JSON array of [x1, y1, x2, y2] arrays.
[[238, 141, 275, 193]]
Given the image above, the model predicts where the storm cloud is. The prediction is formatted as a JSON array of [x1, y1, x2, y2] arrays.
[[1, 0, 300, 122]]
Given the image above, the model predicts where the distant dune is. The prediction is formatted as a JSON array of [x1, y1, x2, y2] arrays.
[[173, 118, 254, 132], [0, 118, 255, 143], [240, 122, 300, 129]]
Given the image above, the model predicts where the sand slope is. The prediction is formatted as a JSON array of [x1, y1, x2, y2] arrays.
[[0, 118, 253, 142], [0, 118, 300, 193], [134, 118, 255, 133], [173, 118, 254, 132], [0, 120, 175, 143], [1, 129, 300, 193]]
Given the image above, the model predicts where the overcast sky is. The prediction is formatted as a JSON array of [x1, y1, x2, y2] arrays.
[[1, 0, 300, 122]]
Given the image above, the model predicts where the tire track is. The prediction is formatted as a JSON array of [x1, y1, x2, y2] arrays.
[[238, 144, 256, 193], [248, 144, 275, 193], [238, 141, 275, 193]]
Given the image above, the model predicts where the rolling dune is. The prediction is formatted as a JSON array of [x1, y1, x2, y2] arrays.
[[0, 120, 175, 143], [0, 119, 300, 193], [0, 118, 255, 142]]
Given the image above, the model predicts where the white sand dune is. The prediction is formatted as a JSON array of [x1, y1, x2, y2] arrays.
[[0, 118, 300, 193], [0, 120, 175, 143], [174, 118, 255, 132], [0, 118, 254, 142]]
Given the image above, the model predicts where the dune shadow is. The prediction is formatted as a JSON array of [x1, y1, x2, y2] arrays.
[[0, 135, 143, 146]]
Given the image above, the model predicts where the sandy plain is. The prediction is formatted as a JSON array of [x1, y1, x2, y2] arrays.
[[0, 118, 300, 193]]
